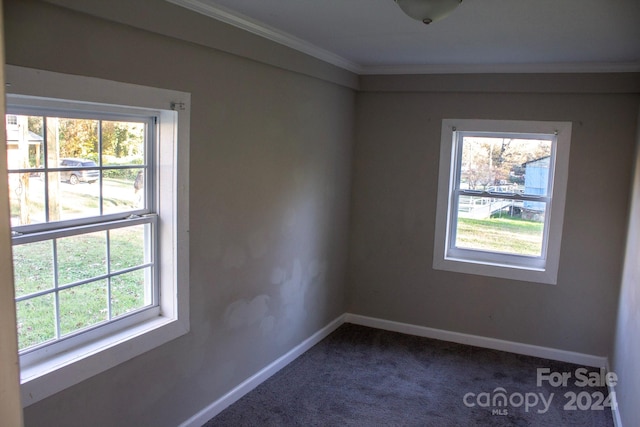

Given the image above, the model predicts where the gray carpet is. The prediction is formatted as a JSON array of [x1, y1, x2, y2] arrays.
[[204, 324, 614, 426]]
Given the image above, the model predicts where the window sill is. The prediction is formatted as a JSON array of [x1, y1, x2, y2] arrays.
[[20, 314, 188, 406], [434, 256, 558, 285]]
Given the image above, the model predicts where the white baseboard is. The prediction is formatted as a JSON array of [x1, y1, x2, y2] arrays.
[[181, 312, 612, 427], [606, 360, 623, 427], [344, 313, 609, 368], [610, 387, 623, 427], [179, 314, 346, 427]]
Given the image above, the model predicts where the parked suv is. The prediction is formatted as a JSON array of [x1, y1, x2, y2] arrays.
[[60, 158, 99, 184]]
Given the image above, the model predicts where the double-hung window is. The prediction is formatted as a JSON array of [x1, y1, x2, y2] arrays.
[[433, 119, 572, 284], [9, 107, 157, 353], [5, 65, 190, 406]]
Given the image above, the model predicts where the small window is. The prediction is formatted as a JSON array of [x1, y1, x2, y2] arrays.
[[433, 119, 572, 284]]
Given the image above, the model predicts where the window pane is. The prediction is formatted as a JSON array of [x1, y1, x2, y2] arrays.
[[52, 117, 99, 164], [6, 114, 44, 169], [13, 240, 54, 298], [101, 120, 146, 213], [57, 231, 107, 285], [102, 168, 145, 214], [59, 280, 108, 336], [101, 121, 145, 165], [52, 172, 100, 220], [16, 294, 55, 351], [8, 172, 46, 226], [459, 136, 552, 196], [110, 224, 148, 272], [111, 268, 151, 317], [455, 196, 545, 256]]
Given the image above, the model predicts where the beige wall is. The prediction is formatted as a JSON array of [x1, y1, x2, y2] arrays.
[[5, 1, 354, 426], [43, 0, 357, 90], [611, 105, 640, 427], [349, 77, 639, 356]]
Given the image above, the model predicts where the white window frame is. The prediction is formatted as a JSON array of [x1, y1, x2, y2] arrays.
[[5, 65, 190, 406], [433, 119, 571, 285]]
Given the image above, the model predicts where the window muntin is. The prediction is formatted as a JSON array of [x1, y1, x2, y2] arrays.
[[433, 119, 572, 285], [6, 106, 158, 354]]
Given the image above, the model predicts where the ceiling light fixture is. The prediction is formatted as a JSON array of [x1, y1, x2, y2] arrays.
[[394, 0, 463, 25]]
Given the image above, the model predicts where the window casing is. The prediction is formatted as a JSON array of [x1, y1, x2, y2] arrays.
[[433, 119, 572, 284], [6, 65, 190, 406]]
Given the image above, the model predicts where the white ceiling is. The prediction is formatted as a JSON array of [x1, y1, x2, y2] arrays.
[[167, 0, 640, 74]]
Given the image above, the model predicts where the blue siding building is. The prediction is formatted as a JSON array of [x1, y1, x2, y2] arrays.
[[522, 156, 550, 221]]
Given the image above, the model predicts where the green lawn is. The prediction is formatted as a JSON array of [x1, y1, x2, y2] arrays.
[[13, 227, 149, 350], [456, 215, 544, 256]]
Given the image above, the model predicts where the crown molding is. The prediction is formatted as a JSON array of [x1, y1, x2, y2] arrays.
[[165, 0, 363, 74], [360, 61, 640, 75], [166, 0, 640, 77]]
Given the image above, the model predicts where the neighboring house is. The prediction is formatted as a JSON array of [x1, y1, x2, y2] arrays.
[[5, 115, 43, 170], [522, 156, 550, 221]]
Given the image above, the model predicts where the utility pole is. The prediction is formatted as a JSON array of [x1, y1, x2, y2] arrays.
[[17, 115, 30, 224], [46, 118, 61, 221]]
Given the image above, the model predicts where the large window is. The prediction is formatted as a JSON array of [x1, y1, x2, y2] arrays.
[[433, 119, 572, 284], [6, 65, 190, 406], [8, 110, 156, 354]]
